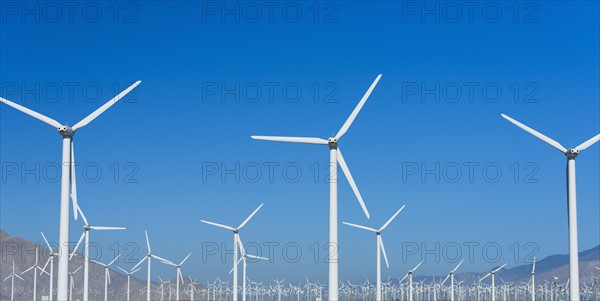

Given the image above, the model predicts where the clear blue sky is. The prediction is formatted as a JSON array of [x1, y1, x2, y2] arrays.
[[1, 1, 598, 284]]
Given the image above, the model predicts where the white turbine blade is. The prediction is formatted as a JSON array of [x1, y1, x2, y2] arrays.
[[107, 254, 121, 267], [2, 275, 11, 282], [493, 263, 507, 273], [69, 232, 86, 260], [532, 257, 536, 273], [379, 205, 405, 232], [77, 204, 89, 226], [400, 274, 408, 283], [41, 258, 51, 275], [452, 259, 464, 273], [72, 80, 141, 131], [73, 266, 83, 274], [501, 114, 567, 153], [576, 134, 600, 151], [152, 254, 173, 264], [441, 274, 450, 285], [336, 147, 370, 219], [22, 265, 36, 274], [90, 259, 105, 266], [107, 269, 112, 285], [178, 269, 185, 284], [201, 220, 235, 231], [342, 222, 376, 233], [335, 74, 382, 139], [412, 260, 424, 272], [0, 97, 63, 128], [238, 203, 264, 229], [70, 140, 78, 220], [481, 272, 491, 281], [132, 256, 147, 271], [89, 226, 126, 231], [378, 236, 389, 269], [180, 253, 192, 265], [40, 232, 53, 252], [117, 266, 128, 274], [250, 136, 328, 145], [145, 230, 151, 253], [132, 267, 142, 274], [246, 254, 269, 261], [15, 274, 24, 281], [236, 235, 246, 256]]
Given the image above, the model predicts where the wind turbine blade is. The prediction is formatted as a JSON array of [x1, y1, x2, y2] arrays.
[[132, 256, 147, 271], [379, 205, 405, 231], [2, 275, 11, 282], [341, 222, 377, 233], [152, 254, 173, 264], [336, 147, 370, 219], [40, 232, 53, 252], [236, 235, 246, 256], [501, 114, 567, 153], [41, 258, 51, 275], [441, 274, 450, 285], [0, 97, 63, 128], [72, 80, 141, 131], [90, 259, 105, 266], [117, 266, 128, 274], [15, 274, 24, 281], [70, 140, 78, 220], [73, 266, 83, 274], [452, 259, 464, 273], [201, 220, 235, 231], [107, 269, 112, 285], [238, 203, 264, 229], [532, 257, 536, 273], [180, 253, 192, 265], [378, 236, 389, 269], [412, 260, 424, 272], [89, 226, 126, 231], [246, 254, 269, 261], [70, 232, 86, 260], [251, 136, 328, 145], [400, 274, 408, 283], [77, 204, 89, 226], [335, 74, 382, 139], [481, 272, 491, 281], [145, 230, 151, 253], [132, 267, 142, 274], [576, 134, 600, 151], [493, 263, 507, 273], [22, 265, 36, 274], [178, 269, 184, 284], [107, 254, 121, 266]]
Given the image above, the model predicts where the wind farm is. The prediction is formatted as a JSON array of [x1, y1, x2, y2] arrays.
[[1, 2, 599, 301]]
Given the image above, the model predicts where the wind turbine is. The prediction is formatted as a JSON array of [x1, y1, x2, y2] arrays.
[[3, 260, 24, 301], [161, 253, 192, 301], [501, 113, 600, 301], [68, 266, 82, 301], [441, 259, 464, 301], [69, 204, 126, 301], [91, 255, 121, 301], [251, 74, 381, 300], [40, 232, 59, 301], [201, 203, 264, 301], [0, 81, 141, 300], [408, 260, 424, 301], [532, 256, 536, 301], [117, 266, 141, 301], [22, 246, 43, 301], [480, 263, 507, 301], [229, 235, 269, 301], [132, 230, 174, 301], [343, 205, 405, 301]]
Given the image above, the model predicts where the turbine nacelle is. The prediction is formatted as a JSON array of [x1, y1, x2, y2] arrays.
[[328, 137, 338, 148], [58, 125, 74, 137], [566, 148, 579, 159]]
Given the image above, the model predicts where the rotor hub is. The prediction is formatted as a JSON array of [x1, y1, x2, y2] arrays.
[[566, 148, 579, 159], [58, 125, 74, 138], [328, 137, 338, 148]]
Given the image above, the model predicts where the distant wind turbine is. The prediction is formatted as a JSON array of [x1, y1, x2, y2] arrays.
[[441, 259, 464, 301], [3, 260, 24, 301], [161, 253, 192, 301], [251, 74, 382, 300], [21, 246, 43, 301], [91, 255, 121, 301], [343, 205, 405, 301], [201, 203, 264, 301], [1, 81, 141, 300], [480, 263, 507, 301], [117, 266, 141, 301], [132, 230, 174, 301], [501, 113, 599, 301]]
